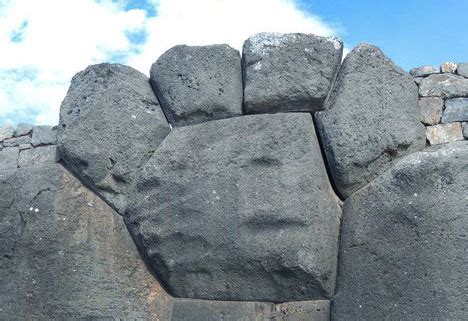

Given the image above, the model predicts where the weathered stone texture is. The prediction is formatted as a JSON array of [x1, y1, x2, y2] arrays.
[[332, 141, 468, 320], [0, 146, 19, 171], [440, 61, 457, 73], [315, 43, 426, 198], [442, 97, 468, 123], [457, 62, 468, 78], [409, 65, 439, 77], [15, 123, 34, 137], [426, 123, 464, 145], [31, 125, 57, 146], [126, 113, 341, 302], [0, 123, 14, 142], [58, 63, 171, 214], [242, 32, 342, 114], [0, 163, 172, 320], [419, 97, 443, 125], [150, 44, 242, 127], [419, 73, 468, 98], [18, 145, 59, 167], [2, 135, 31, 147]]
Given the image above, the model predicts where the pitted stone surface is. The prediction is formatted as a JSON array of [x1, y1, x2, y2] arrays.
[[442, 97, 468, 123], [419, 73, 468, 98], [0, 147, 19, 171], [18, 145, 58, 167], [0, 123, 14, 142], [0, 164, 172, 320], [457, 62, 468, 78], [58, 63, 171, 214], [150, 44, 242, 127], [409, 65, 439, 77], [315, 43, 426, 198], [31, 125, 57, 146], [419, 97, 443, 125], [126, 113, 341, 302], [332, 141, 468, 320], [242, 32, 342, 114], [14, 123, 34, 137], [426, 123, 464, 145]]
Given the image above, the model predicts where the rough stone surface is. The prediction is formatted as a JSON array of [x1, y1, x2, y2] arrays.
[[170, 299, 330, 321], [15, 123, 34, 137], [150, 44, 242, 127], [419, 97, 443, 125], [315, 43, 426, 198], [457, 62, 468, 78], [442, 97, 468, 123], [0, 123, 14, 142], [440, 61, 457, 73], [426, 123, 464, 145], [332, 141, 468, 320], [463, 122, 468, 139], [0, 147, 19, 171], [58, 63, 171, 214], [242, 32, 343, 114], [31, 125, 57, 146], [0, 163, 172, 320], [18, 145, 59, 167], [419, 73, 468, 98], [409, 65, 439, 77], [2, 135, 31, 147], [413, 76, 423, 85], [19, 143, 31, 150], [126, 113, 342, 302]]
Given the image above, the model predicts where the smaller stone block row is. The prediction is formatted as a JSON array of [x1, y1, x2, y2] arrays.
[[150, 32, 343, 127], [169, 299, 329, 321], [0, 123, 57, 148], [412, 62, 468, 145]]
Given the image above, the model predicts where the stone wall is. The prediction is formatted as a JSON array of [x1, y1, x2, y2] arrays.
[[0, 32, 466, 321]]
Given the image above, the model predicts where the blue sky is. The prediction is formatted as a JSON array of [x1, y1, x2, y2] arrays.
[[1, 0, 467, 126]]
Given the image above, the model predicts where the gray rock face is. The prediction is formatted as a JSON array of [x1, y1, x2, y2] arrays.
[[2, 135, 31, 147], [426, 123, 464, 145], [442, 97, 468, 123], [409, 65, 439, 77], [150, 44, 242, 127], [15, 123, 34, 137], [0, 163, 172, 320], [419, 73, 468, 98], [315, 43, 426, 198], [332, 141, 468, 320], [440, 61, 457, 73], [457, 62, 468, 78], [18, 145, 58, 167], [126, 113, 342, 302], [58, 63, 171, 214], [0, 123, 14, 142], [170, 299, 329, 321], [419, 97, 443, 125], [0, 147, 19, 171], [242, 32, 343, 114], [31, 125, 57, 146], [463, 122, 468, 138]]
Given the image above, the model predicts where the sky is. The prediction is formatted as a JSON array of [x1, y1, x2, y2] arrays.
[[1, 0, 467, 126]]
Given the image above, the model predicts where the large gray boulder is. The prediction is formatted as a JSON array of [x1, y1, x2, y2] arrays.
[[242, 32, 343, 114], [0, 163, 172, 320], [150, 44, 243, 127], [126, 113, 342, 302], [332, 141, 468, 320], [315, 43, 426, 198], [58, 63, 171, 214]]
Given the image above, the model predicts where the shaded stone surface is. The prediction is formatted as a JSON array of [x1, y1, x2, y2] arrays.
[[457, 62, 468, 78], [18, 145, 59, 167], [0, 163, 172, 320], [0, 147, 19, 171], [242, 32, 342, 114], [419, 73, 468, 98], [15, 123, 34, 137], [419, 97, 443, 125], [0, 123, 14, 142], [150, 44, 242, 127], [2, 135, 31, 147], [170, 299, 329, 321], [31, 125, 57, 147], [315, 43, 425, 198], [442, 97, 468, 123], [409, 65, 439, 77], [58, 63, 171, 214], [426, 123, 464, 145], [463, 122, 468, 138], [126, 113, 342, 302], [332, 141, 468, 320]]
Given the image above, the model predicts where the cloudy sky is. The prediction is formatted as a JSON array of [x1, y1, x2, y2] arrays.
[[1, 0, 467, 126]]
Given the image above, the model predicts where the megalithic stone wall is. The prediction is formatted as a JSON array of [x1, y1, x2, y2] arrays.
[[0, 32, 467, 321]]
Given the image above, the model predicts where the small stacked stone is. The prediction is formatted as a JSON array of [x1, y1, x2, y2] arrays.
[[0, 123, 58, 171], [411, 62, 468, 144]]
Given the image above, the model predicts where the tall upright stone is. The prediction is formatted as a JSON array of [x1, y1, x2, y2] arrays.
[[150, 44, 243, 127], [332, 141, 468, 320], [242, 32, 343, 114], [315, 43, 426, 198], [0, 163, 172, 320], [126, 113, 342, 302], [58, 63, 171, 214]]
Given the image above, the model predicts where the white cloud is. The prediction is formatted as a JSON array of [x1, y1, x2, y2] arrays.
[[0, 0, 340, 126]]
